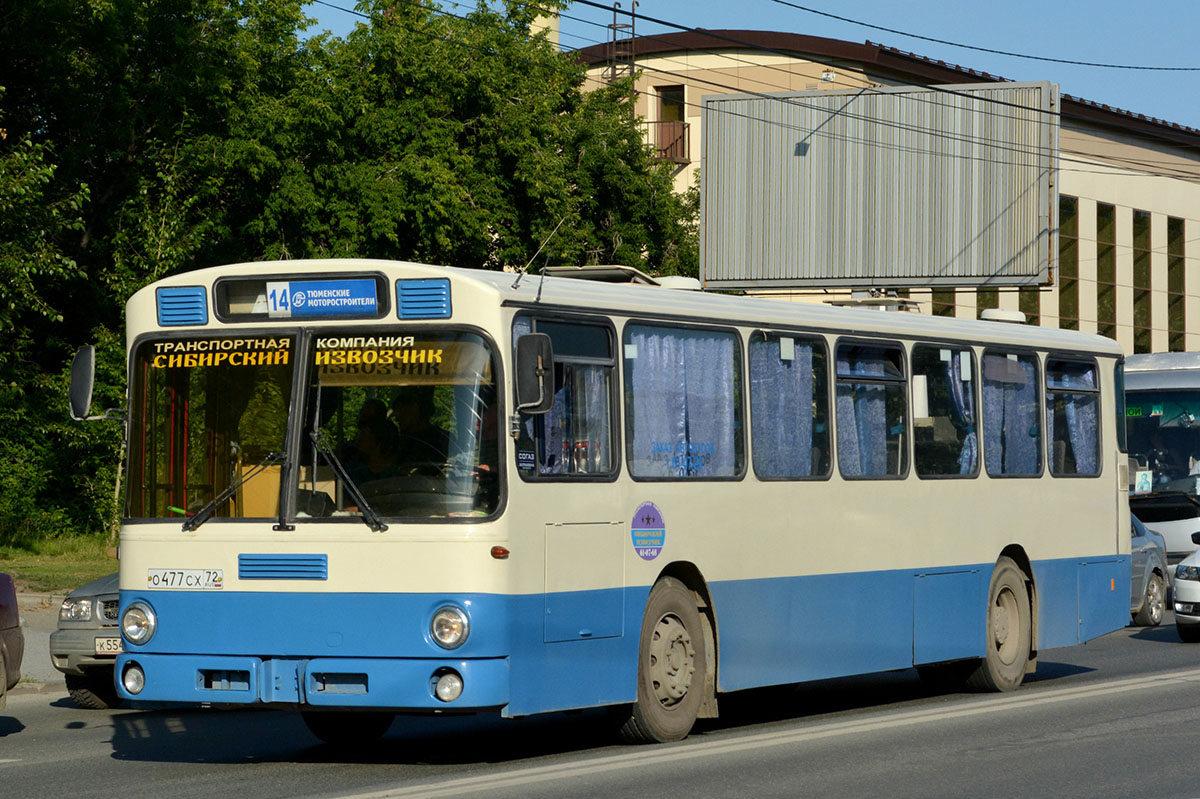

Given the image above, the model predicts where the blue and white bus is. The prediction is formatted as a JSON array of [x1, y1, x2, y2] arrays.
[[1125, 351, 1200, 561], [71, 259, 1130, 744]]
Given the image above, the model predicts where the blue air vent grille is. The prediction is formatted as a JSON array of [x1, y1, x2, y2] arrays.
[[156, 287, 208, 326], [238, 554, 328, 581], [396, 279, 451, 319]]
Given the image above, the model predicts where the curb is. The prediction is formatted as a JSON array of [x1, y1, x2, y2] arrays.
[[11, 679, 66, 696]]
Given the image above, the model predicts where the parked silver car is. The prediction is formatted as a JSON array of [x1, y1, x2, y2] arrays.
[[1132, 515, 1168, 627], [49, 573, 122, 708]]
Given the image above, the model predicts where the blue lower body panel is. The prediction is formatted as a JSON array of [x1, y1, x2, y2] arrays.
[[116, 651, 509, 709], [114, 554, 1130, 713]]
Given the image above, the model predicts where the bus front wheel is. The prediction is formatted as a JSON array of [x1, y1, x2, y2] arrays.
[[618, 577, 707, 744], [968, 556, 1031, 692]]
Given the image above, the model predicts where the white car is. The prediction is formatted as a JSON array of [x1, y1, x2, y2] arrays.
[[1173, 534, 1200, 642]]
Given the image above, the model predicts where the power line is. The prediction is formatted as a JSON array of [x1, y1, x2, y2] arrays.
[[770, 0, 1200, 72], [303, 0, 1200, 180]]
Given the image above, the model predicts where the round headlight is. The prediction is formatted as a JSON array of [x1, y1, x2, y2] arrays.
[[430, 606, 469, 649], [121, 601, 157, 645], [122, 662, 146, 695], [60, 598, 93, 623]]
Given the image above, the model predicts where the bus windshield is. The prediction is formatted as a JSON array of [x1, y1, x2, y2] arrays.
[[296, 331, 500, 519], [128, 335, 295, 520], [1127, 389, 1200, 494]]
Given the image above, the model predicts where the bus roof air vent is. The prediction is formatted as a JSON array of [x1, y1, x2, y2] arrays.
[[156, 286, 209, 326], [396, 278, 452, 319]]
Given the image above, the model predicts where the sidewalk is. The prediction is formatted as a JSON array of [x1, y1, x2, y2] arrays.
[[13, 592, 68, 695]]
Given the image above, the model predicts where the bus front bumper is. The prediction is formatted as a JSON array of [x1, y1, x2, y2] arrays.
[[113, 653, 509, 710]]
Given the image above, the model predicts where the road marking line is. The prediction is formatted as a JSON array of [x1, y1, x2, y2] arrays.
[[337, 666, 1200, 799]]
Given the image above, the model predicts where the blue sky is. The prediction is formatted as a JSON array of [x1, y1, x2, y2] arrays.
[[305, 1, 1200, 130]]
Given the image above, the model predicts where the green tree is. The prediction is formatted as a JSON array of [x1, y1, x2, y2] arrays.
[[0, 0, 698, 543]]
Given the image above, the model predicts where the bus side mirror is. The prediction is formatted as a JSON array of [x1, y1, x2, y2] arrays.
[[515, 333, 554, 414], [69, 345, 96, 421]]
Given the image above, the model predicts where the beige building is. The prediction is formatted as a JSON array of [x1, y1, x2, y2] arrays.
[[579, 31, 1200, 355]]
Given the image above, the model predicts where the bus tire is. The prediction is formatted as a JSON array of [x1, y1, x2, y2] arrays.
[[967, 556, 1031, 692], [301, 710, 394, 746], [618, 577, 707, 744]]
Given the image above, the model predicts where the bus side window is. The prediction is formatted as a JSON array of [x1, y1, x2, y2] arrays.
[[749, 332, 830, 479], [1046, 359, 1100, 477], [835, 342, 907, 479], [513, 316, 616, 478], [912, 345, 978, 478], [982, 351, 1043, 477]]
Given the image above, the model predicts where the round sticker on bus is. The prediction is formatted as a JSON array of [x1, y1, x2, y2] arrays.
[[632, 502, 665, 561]]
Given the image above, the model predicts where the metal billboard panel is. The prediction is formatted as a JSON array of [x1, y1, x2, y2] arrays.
[[700, 82, 1059, 289]]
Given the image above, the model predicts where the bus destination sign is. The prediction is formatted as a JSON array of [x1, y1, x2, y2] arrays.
[[266, 279, 378, 319]]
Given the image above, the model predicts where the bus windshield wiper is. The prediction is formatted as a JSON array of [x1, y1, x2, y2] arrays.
[[182, 451, 286, 532], [309, 430, 389, 532]]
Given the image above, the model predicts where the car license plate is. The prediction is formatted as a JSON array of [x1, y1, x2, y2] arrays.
[[94, 636, 123, 655], [146, 568, 224, 590]]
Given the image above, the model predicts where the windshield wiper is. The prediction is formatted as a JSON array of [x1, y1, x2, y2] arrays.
[[309, 430, 389, 532], [182, 451, 286, 532]]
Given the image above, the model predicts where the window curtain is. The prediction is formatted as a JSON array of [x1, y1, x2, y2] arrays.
[[836, 357, 888, 477], [1048, 365, 1098, 475], [945, 352, 978, 474], [750, 337, 816, 477], [627, 326, 737, 477], [984, 355, 1040, 475]]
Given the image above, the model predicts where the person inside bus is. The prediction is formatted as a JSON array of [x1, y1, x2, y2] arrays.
[[391, 388, 450, 466], [347, 414, 401, 485]]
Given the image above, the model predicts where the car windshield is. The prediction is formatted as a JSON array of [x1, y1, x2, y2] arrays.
[[128, 336, 295, 520], [1127, 389, 1200, 493], [295, 331, 501, 520]]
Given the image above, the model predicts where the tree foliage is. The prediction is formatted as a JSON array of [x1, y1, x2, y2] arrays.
[[0, 0, 697, 543]]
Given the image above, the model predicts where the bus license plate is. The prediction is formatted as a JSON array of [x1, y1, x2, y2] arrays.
[[94, 636, 123, 655], [146, 569, 224, 590]]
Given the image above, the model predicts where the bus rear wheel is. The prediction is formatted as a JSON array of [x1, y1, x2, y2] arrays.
[[301, 710, 394, 746], [618, 577, 707, 744], [967, 556, 1031, 692]]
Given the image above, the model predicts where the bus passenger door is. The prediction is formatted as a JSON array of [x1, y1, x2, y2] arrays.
[[544, 522, 625, 642]]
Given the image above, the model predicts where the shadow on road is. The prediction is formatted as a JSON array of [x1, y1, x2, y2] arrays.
[[105, 658, 1105, 765]]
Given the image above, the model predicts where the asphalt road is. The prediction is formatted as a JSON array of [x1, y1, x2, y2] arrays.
[[4, 608, 1200, 799]]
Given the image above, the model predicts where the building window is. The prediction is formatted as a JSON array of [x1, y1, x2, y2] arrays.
[[1133, 210, 1152, 353], [976, 287, 999, 319], [931, 288, 955, 317], [1058, 196, 1079, 331], [1019, 287, 1041, 326], [1096, 202, 1117, 340], [1169, 217, 1186, 352], [654, 86, 689, 164]]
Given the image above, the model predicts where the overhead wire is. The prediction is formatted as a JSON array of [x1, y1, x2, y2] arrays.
[[303, 0, 1200, 180]]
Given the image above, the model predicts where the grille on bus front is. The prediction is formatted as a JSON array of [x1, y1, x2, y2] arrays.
[[238, 554, 329, 580]]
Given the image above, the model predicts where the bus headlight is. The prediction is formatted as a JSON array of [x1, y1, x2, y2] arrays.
[[121, 601, 157, 645], [430, 606, 469, 649]]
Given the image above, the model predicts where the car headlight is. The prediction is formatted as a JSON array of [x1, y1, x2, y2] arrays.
[[60, 597, 93, 622], [121, 601, 157, 645], [1176, 564, 1200, 582], [430, 606, 469, 649]]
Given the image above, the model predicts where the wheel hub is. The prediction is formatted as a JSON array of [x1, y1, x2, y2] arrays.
[[649, 613, 696, 707]]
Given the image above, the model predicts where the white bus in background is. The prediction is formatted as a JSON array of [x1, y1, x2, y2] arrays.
[[70, 259, 1131, 746], [1126, 351, 1200, 561]]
